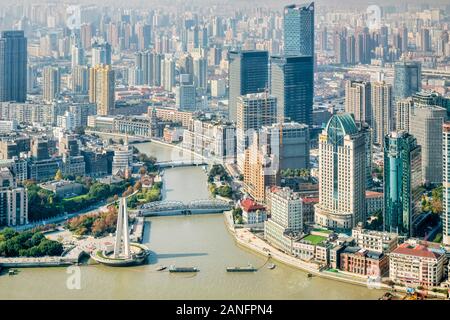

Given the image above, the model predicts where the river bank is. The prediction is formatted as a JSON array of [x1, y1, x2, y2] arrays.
[[223, 211, 448, 300]]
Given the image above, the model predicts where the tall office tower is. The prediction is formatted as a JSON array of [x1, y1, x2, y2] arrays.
[[43, 66, 60, 103], [320, 27, 327, 51], [175, 83, 196, 111], [393, 61, 421, 102], [442, 123, 450, 245], [264, 187, 303, 251], [344, 80, 372, 125], [80, 23, 93, 50], [152, 52, 162, 87], [161, 56, 175, 92], [345, 35, 356, 65], [128, 66, 144, 86], [27, 65, 36, 92], [71, 45, 85, 69], [0, 168, 28, 227], [420, 28, 431, 52], [355, 30, 372, 64], [270, 55, 313, 125], [0, 31, 27, 103], [259, 122, 310, 170], [89, 64, 115, 116], [379, 25, 389, 49], [193, 57, 207, 93], [438, 31, 449, 57], [399, 26, 408, 52], [396, 97, 413, 131], [314, 113, 366, 230], [384, 131, 422, 237], [409, 105, 447, 185], [228, 50, 268, 122], [283, 3, 314, 57], [179, 53, 194, 81], [334, 33, 346, 64], [136, 23, 151, 50], [359, 122, 374, 189], [135, 51, 153, 85], [236, 93, 277, 173], [243, 131, 279, 203], [371, 81, 393, 147], [91, 42, 112, 67], [72, 65, 89, 94]]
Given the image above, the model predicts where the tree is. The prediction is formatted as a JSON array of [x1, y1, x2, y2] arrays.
[[55, 169, 63, 181]]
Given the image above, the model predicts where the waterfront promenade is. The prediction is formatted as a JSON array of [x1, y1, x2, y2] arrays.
[[223, 211, 448, 299]]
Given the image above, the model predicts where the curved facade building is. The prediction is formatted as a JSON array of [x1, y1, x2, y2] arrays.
[[315, 113, 366, 230]]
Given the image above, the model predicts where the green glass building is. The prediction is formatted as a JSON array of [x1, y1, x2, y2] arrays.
[[383, 131, 422, 237]]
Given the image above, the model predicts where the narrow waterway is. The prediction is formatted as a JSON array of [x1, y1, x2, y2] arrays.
[[0, 141, 384, 299]]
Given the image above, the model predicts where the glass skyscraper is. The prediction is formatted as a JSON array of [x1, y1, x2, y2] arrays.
[[228, 50, 269, 122], [0, 31, 27, 103], [384, 131, 422, 237], [270, 55, 313, 125], [393, 61, 421, 102], [283, 3, 315, 57]]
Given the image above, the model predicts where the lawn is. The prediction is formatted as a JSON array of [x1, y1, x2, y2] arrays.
[[303, 234, 327, 245]]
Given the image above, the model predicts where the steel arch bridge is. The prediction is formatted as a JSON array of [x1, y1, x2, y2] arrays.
[[187, 199, 231, 209], [141, 200, 185, 212], [139, 199, 232, 214]]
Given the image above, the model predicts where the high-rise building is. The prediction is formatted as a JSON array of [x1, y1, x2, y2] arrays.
[[420, 28, 431, 52], [89, 64, 115, 116], [371, 81, 393, 147], [228, 50, 268, 122], [80, 23, 93, 50], [442, 123, 450, 246], [236, 93, 277, 172], [283, 3, 315, 57], [270, 55, 313, 125], [259, 122, 310, 170], [384, 131, 422, 237], [243, 131, 279, 203], [135, 23, 152, 50], [71, 45, 85, 69], [0, 167, 27, 227], [175, 83, 196, 111], [43, 66, 60, 103], [0, 31, 27, 103], [193, 57, 207, 93], [91, 42, 112, 67], [395, 97, 413, 131], [314, 113, 366, 230], [393, 61, 421, 102], [264, 187, 303, 253], [344, 80, 371, 125], [409, 105, 447, 185], [161, 56, 175, 92], [72, 65, 90, 94]]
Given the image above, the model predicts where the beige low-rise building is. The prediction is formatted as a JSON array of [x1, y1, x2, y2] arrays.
[[389, 241, 446, 287]]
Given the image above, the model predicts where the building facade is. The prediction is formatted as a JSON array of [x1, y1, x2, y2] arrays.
[[384, 131, 422, 237], [314, 114, 366, 230]]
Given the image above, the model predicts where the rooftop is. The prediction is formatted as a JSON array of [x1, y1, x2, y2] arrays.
[[302, 234, 327, 245], [240, 198, 266, 212], [392, 243, 443, 259]]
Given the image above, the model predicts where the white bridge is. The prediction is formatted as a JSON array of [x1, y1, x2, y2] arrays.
[[139, 199, 233, 216]]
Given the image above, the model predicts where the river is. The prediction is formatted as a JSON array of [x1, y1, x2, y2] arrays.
[[0, 141, 383, 299]]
